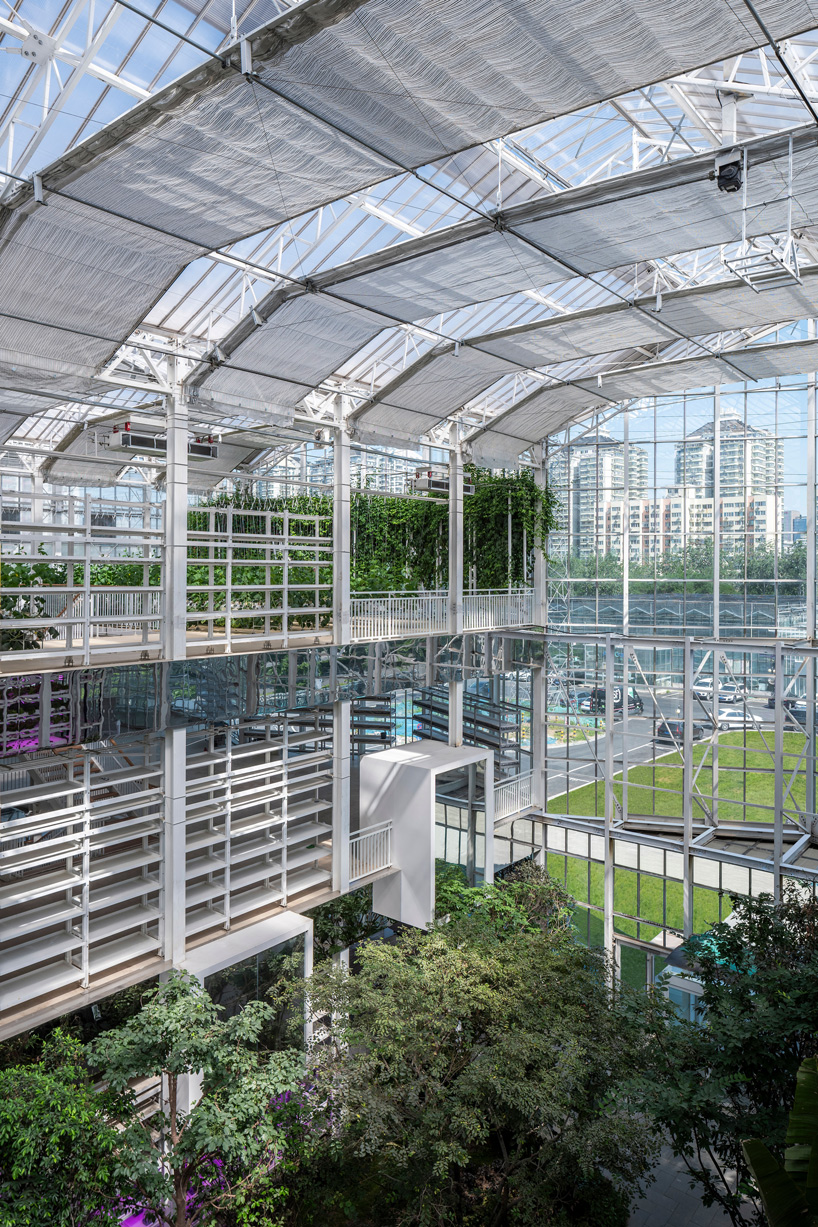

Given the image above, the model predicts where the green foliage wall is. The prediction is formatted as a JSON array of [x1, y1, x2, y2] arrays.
[[352, 466, 560, 592]]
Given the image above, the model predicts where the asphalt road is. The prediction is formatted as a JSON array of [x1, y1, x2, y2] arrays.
[[544, 689, 775, 801]]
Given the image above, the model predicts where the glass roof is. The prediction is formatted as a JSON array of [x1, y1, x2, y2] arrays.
[[4, 0, 818, 458]]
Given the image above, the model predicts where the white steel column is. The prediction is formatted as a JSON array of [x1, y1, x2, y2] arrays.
[[483, 751, 495, 885], [533, 442, 547, 627], [164, 360, 189, 662], [332, 698, 351, 894], [713, 389, 721, 640], [682, 637, 694, 937], [806, 329, 816, 822], [163, 726, 187, 966], [448, 432, 464, 746], [774, 640, 784, 902], [603, 636, 615, 960], [622, 411, 630, 637], [448, 435, 464, 636], [333, 426, 351, 646], [530, 664, 546, 809]]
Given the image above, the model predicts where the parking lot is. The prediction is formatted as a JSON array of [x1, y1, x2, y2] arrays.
[[543, 685, 785, 802]]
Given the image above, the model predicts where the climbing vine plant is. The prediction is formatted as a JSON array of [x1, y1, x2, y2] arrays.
[[350, 466, 560, 592]]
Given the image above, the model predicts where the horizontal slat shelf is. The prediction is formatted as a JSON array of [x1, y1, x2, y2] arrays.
[[0, 960, 83, 1012], [0, 931, 82, 978], [230, 860, 282, 891], [186, 905, 227, 936], [89, 847, 161, 880], [89, 904, 161, 944], [231, 810, 284, 836], [287, 821, 332, 845], [229, 834, 283, 864], [229, 884, 284, 917], [186, 827, 228, 852], [0, 836, 83, 872], [287, 798, 332, 821], [186, 852, 228, 879], [89, 873, 160, 911], [2, 898, 84, 941], [89, 932, 161, 977], [286, 843, 330, 870], [286, 865, 332, 896], [0, 868, 82, 907], [89, 818, 162, 848], [187, 878, 227, 907]]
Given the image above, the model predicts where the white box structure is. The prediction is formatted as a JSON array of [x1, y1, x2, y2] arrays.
[[359, 740, 494, 929]]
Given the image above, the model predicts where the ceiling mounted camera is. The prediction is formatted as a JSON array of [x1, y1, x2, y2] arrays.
[[713, 147, 743, 193]]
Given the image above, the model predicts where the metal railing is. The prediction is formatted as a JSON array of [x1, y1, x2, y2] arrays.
[[494, 770, 533, 822], [349, 820, 393, 881], [350, 587, 536, 641], [463, 588, 535, 631], [350, 592, 448, 641]]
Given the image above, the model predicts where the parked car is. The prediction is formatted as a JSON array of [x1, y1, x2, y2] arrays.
[[766, 692, 800, 710], [548, 688, 590, 713], [580, 686, 644, 715], [787, 703, 818, 726], [715, 708, 761, 731], [693, 679, 744, 704], [655, 719, 706, 743]]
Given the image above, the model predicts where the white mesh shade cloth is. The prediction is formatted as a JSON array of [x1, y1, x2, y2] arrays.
[[6, 0, 818, 408], [327, 232, 568, 319], [354, 346, 513, 436], [513, 138, 818, 273], [33, 0, 818, 243], [475, 270, 818, 366], [244, 0, 818, 172], [354, 267, 818, 437], [0, 195, 202, 390], [201, 294, 386, 404]]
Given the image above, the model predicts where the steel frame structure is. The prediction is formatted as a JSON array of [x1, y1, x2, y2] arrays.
[[5, 0, 818, 1035]]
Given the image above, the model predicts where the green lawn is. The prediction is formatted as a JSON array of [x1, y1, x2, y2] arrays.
[[547, 731, 808, 823], [551, 852, 725, 941]]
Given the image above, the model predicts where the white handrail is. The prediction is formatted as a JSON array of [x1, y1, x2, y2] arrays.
[[349, 820, 393, 881], [494, 770, 533, 821], [463, 588, 534, 632], [350, 594, 449, 641]]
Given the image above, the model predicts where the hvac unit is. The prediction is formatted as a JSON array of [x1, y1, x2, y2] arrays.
[[107, 423, 219, 460], [408, 469, 475, 496]]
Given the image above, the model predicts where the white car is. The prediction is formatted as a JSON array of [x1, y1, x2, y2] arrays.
[[715, 708, 761, 731]]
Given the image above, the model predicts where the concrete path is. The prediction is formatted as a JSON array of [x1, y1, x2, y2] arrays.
[[630, 1148, 743, 1226]]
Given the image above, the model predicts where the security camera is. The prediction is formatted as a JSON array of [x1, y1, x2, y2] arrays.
[[713, 147, 742, 193]]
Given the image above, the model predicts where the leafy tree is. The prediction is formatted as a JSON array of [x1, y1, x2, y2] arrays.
[[0, 1029, 143, 1227], [627, 887, 818, 1226], [273, 867, 655, 1226], [306, 883, 392, 961], [88, 970, 303, 1227], [435, 857, 574, 939]]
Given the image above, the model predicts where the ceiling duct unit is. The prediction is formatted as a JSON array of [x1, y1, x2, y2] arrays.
[[107, 423, 219, 460], [408, 469, 475, 496]]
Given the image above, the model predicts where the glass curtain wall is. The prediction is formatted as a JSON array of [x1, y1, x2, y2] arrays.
[[545, 377, 811, 638]]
